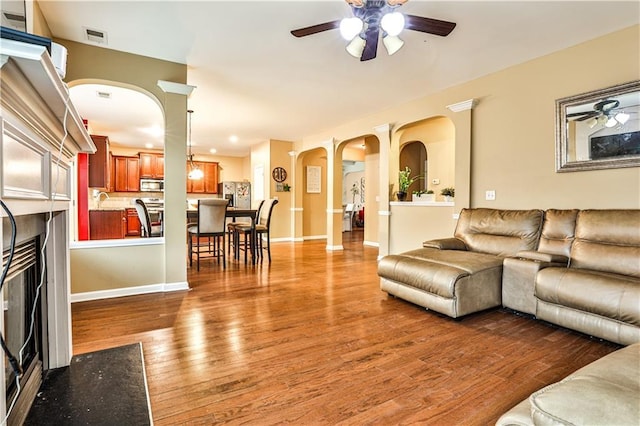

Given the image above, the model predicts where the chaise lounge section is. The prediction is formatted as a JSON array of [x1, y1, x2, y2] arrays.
[[378, 208, 544, 318]]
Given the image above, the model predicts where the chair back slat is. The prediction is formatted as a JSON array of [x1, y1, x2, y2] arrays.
[[258, 198, 279, 228], [198, 199, 229, 234], [135, 199, 153, 237]]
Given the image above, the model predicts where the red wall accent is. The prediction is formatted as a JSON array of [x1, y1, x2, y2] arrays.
[[77, 153, 89, 240]]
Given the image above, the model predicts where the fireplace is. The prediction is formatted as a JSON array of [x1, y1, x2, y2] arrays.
[[1, 37, 96, 423], [2, 214, 47, 426]]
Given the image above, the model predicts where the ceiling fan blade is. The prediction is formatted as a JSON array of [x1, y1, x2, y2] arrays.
[[360, 25, 380, 61], [566, 111, 599, 120], [405, 15, 457, 36], [291, 20, 341, 38]]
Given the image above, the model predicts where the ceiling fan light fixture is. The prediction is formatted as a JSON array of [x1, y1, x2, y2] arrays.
[[615, 112, 630, 124], [586, 117, 598, 128], [339, 17, 364, 40], [605, 117, 618, 128], [346, 35, 367, 58], [380, 11, 405, 36], [383, 34, 404, 55]]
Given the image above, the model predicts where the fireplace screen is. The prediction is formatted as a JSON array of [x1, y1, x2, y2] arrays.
[[2, 237, 43, 420]]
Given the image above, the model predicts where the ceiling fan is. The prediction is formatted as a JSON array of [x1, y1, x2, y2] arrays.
[[290, 0, 456, 61], [567, 99, 632, 128]]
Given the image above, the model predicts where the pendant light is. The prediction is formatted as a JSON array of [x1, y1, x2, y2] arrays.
[[187, 109, 203, 180]]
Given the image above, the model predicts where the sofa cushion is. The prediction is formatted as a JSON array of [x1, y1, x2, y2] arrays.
[[529, 342, 640, 425], [571, 209, 640, 278], [454, 209, 543, 257], [537, 209, 578, 257], [377, 248, 502, 298], [536, 267, 640, 326]]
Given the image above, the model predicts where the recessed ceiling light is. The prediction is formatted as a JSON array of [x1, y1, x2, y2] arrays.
[[145, 143, 153, 149], [229, 135, 238, 143], [141, 125, 164, 137], [209, 148, 217, 154]]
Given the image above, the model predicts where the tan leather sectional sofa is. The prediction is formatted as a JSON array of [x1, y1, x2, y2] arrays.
[[378, 208, 640, 344], [377, 208, 640, 424]]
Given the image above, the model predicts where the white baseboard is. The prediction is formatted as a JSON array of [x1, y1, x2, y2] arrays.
[[326, 245, 344, 251], [363, 241, 380, 247], [71, 281, 190, 303]]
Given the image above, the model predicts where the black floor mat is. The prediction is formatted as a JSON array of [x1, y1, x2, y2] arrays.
[[25, 342, 152, 425]]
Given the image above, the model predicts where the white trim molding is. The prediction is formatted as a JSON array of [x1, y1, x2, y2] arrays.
[[378, 210, 392, 216], [71, 281, 189, 303], [304, 235, 327, 241], [327, 209, 343, 214], [157, 80, 196, 96], [291, 207, 303, 212], [363, 241, 380, 248], [446, 99, 477, 112], [326, 245, 344, 251]]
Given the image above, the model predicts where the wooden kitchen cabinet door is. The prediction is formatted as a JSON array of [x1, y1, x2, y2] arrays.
[[113, 156, 140, 192], [139, 152, 164, 179], [88, 135, 111, 189], [126, 208, 141, 236], [89, 210, 126, 240]]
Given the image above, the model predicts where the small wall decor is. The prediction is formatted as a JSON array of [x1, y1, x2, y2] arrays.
[[306, 165, 321, 193], [272, 166, 287, 182]]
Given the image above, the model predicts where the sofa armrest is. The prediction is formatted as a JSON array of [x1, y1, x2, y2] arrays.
[[423, 238, 468, 251], [514, 250, 569, 264]]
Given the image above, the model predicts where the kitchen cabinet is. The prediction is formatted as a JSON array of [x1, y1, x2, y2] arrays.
[[88, 135, 111, 189], [125, 208, 141, 236], [139, 152, 164, 179], [187, 161, 219, 194], [113, 156, 140, 192], [89, 210, 126, 240]]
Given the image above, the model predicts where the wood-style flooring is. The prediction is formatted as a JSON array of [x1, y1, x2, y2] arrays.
[[71, 230, 620, 425]]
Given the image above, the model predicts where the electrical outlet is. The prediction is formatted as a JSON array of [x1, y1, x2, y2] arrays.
[[432, 178, 440, 185], [485, 190, 496, 201]]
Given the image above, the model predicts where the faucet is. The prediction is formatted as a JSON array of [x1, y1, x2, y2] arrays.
[[95, 191, 110, 208]]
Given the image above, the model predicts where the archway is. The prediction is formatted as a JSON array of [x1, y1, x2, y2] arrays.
[[68, 80, 165, 242], [297, 147, 328, 240]]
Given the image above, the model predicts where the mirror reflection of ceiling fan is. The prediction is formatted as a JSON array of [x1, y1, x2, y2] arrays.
[[290, 0, 456, 61], [567, 99, 633, 129]]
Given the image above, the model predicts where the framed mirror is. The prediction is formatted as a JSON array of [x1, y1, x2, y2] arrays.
[[555, 80, 640, 172]]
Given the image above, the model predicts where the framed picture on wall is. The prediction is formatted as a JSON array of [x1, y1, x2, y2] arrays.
[[306, 166, 321, 193]]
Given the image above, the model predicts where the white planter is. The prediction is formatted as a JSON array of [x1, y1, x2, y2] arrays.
[[414, 194, 436, 202], [443, 195, 454, 202]]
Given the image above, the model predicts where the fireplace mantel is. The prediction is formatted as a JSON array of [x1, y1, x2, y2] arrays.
[[1, 38, 95, 423]]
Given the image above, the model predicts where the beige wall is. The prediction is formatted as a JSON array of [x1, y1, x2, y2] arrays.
[[364, 136, 380, 245], [297, 25, 639, 254], [268, 140, 294, 239], [398, 116, 455, 201], [302, 148, 328, 238], [389, 204, 456, 253], [59, 38, 190, 294]]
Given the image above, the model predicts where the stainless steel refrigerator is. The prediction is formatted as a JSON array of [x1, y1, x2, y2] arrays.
[[220, 181, 251, 209]]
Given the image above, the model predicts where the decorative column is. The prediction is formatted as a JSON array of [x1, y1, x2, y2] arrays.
[[375, 123, 392, 259], [325, 138, 344, 251], [157, 80, 195, 287], [446, 99, 477, 211]]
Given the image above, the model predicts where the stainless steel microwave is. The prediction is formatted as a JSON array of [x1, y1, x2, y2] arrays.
[[140, 179, 164, 192]]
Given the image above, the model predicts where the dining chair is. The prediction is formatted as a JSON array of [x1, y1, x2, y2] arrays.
[[233, 198, 278, 263], [187, 198, 229, 271], [227, 199, 264, 260], [134, 199, 162, 237]]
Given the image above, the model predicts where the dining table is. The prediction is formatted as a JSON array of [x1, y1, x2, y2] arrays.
[[187, 207, 258, 264]]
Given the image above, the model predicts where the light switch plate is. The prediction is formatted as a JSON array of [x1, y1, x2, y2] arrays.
[[485, 190, 496, 201]]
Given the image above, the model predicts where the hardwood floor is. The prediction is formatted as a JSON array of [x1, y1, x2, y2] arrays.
[[72, 231, 620, 425]]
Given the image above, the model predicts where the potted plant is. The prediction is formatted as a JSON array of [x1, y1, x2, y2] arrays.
[[398, 167, 422, 201], [441, 187, 455, 202]]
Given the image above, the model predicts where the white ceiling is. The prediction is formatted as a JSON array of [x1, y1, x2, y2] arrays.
[[37, 0, 640, 157]]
